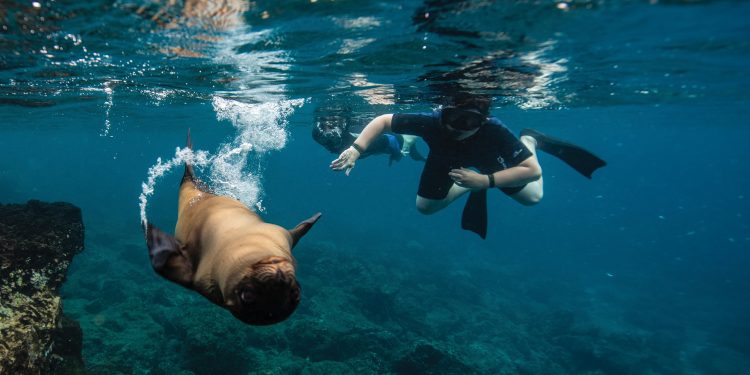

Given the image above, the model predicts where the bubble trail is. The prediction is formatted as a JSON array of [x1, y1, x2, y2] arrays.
[[139, 97, 303, 230], [100, 81, 115, 137], [139, 147, 210, 229]]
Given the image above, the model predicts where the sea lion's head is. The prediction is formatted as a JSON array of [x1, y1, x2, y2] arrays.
[[230, 256, 301, 325]]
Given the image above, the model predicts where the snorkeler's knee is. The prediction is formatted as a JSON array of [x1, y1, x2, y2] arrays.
[[415, 197, 442, 215], [519, 189, 543, 206]]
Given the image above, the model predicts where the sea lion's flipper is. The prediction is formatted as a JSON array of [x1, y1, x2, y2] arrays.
[[180, 129, 213, 195], [146, 224, 194, 287], [289, 212, 322, 248], [182, 129, 197, 186]]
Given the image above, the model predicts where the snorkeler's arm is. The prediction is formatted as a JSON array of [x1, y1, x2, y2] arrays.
[[352, 114, 393, 151], [330, 114, 393, 175], [449, 156, 542, 189], [489, 157, 542, 188]]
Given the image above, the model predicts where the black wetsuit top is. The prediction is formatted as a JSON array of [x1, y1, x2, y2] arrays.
[[391, 110, 532, 200]]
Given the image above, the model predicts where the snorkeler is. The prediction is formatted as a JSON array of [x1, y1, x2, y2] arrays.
[[313, 111, 425, 165], [330, 94, 606, 238]]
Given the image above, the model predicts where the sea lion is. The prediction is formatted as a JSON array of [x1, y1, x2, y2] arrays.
[[145, 133, 321, 325]]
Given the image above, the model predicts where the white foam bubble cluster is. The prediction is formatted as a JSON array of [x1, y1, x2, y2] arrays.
[[139, 96, 303, 229], [209, 96, 303, 207], [212, 96, 295, 152]]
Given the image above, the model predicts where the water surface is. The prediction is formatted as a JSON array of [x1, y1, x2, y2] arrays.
[[1, 0, 749, 373]]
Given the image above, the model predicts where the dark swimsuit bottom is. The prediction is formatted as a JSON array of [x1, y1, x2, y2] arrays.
[[416, 156, 526, 200]]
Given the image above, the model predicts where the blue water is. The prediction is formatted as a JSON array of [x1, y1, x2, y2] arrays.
[[2, 0, 749, 374]]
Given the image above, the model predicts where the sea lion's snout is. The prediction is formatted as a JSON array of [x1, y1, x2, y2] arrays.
[[232, 258, 301, 325]]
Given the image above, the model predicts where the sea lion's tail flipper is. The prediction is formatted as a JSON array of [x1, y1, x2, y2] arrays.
[[289, 212, 322, 248], [146, 224, 193, 287], [182, 128, 197, 185], [181, 129, 213, 194]]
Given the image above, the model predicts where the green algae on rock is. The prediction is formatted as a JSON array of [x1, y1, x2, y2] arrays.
[[0, 200, 85, 375]]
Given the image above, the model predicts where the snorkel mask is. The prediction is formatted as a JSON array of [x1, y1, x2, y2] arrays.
[[441, 106, 487, 137]]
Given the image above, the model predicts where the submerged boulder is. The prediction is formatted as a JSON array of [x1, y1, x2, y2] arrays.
[[0, 200, 85, 374], [393, 343, 475, 375]]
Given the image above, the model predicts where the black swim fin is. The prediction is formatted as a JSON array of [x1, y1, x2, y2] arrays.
[[461, 190, 488, 239], [520, 129, 606, 179]]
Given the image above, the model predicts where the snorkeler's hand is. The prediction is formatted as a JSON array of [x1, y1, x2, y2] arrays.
[[330, 146, 361, 176], [449, 168, 489, 190]]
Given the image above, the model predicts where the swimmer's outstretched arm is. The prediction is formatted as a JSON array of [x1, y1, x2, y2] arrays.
[[330, 114, 393, 175]]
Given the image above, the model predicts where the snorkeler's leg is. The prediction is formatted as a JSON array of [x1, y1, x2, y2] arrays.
[[511, 135, 544, 206], [416, 184, 471, 214], [399, 135, 425, 161], [401, 135, 417, 155], [415, 158, 457, 214]]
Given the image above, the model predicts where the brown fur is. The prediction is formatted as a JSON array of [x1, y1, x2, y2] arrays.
[[147, 141, 320, 325]]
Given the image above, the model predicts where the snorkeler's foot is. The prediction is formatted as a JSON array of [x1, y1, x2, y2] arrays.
[[519, 134, 538, 153], [520, 128, 607, 179]]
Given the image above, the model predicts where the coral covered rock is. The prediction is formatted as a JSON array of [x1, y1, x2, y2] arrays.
[[0, 200, 85, 374]]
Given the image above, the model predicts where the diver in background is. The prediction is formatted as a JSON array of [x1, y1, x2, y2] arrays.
[[330, 94, 606, 238], [313, 110, 425, 165]]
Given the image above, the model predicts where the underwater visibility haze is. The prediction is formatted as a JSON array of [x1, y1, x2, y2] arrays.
[[1, 0, 749, 373]]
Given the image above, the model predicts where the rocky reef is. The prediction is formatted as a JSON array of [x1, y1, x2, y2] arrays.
[[0, 200, 85, 375], [60, 233, 742, 375]]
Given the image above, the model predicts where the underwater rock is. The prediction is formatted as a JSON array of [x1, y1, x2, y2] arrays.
[[392, 343, 475, 375], [0, 200, 85, 374]]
